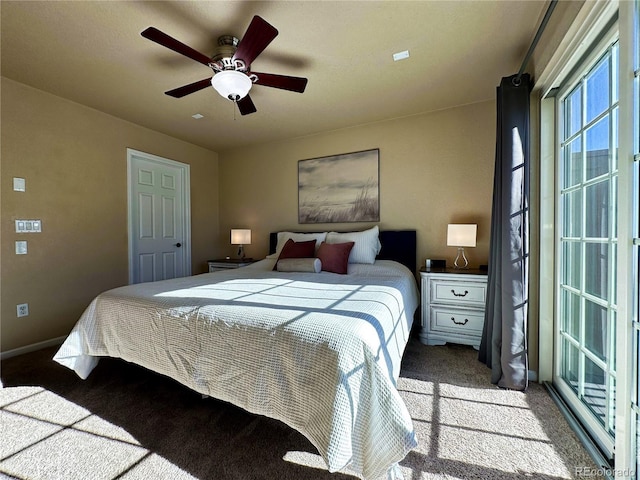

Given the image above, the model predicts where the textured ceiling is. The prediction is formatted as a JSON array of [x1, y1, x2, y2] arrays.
[[1, 1, 548, 152]]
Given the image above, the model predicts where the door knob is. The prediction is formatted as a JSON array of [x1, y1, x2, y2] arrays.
[[175, 242, 182, 248]]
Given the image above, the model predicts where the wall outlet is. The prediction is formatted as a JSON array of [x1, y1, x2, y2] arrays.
[[16, 241, 27, 255], [17, 303, 29, 317], [13, 177, 26, 192]]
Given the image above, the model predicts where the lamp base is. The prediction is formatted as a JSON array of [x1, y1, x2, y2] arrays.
[[453, 247, 469, 269], [237, 245, 245, 259]]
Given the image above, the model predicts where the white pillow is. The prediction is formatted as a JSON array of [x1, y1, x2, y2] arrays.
[[266, 231, 328, 258], [276, 258, 322, 273], [326, 226, 381, 264]]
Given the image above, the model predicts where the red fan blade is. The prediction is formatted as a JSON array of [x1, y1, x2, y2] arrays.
[[165, 78, 212, 98], [251, 72, 308, 93], [232, 16, 278, 67], [142, 27, 211, 66], [237, 95, 257, 115]]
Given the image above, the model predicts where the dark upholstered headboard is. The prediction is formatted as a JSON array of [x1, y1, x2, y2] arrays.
[[269, 230, 417, 272]]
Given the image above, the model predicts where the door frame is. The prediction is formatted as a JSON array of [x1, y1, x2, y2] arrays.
[[127, 148, 191, 284]]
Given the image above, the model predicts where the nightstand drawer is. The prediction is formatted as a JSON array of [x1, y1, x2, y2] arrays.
[[431, 279, 486, 306], [431, 306, 484, 335]]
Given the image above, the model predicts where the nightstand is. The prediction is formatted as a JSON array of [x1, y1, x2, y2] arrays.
[[207, 258, 256, 272], [419, 267, 488, 349]]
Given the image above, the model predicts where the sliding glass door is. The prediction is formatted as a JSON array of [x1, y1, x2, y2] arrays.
[[541, 1, 640, 475], [556, 37, 619, 457], [632, 0, 640, 473]]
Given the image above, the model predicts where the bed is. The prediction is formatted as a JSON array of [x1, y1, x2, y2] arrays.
[[53, 228, 419, 480]]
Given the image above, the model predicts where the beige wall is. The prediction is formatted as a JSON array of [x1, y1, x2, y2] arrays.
[[218, 100, 496, 271], [1, 78, 220, 352]]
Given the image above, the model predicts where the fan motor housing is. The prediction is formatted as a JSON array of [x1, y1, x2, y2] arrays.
[[211, 35, 239, 63]]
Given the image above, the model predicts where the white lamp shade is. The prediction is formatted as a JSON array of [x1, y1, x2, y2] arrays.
[[231, 229, 251, 245], [447, 224, 477, 247], [211, 71, 252, 101]]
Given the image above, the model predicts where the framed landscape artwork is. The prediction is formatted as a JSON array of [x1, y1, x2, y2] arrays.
[[298, 148, 380, 224]]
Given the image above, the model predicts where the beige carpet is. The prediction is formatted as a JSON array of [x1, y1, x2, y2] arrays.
[[0, 339, 598, 479]]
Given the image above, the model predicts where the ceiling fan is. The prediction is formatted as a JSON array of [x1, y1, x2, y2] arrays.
[[141, 16, 308, 116]]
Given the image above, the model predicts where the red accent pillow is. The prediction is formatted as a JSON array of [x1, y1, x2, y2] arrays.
[[273, 239, 317, 270], [316, 241, 355, 274]]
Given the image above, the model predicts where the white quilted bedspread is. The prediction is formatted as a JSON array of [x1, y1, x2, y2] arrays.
[[54, 259, 419, 479]]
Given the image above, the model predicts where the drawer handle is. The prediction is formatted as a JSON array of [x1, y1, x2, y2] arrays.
[[451, 317, 469, 326], [451, 289, 469, 297]]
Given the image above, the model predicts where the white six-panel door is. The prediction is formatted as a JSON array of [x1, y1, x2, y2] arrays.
[[127, 149, 191, 284]]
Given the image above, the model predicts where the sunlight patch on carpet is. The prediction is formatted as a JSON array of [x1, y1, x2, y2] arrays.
[[437, 424, 574, 478], [119, 453, 199, 480], [0, 387, 193, 480], [2, 428, 147, 480], [283, 451, 329, 471]]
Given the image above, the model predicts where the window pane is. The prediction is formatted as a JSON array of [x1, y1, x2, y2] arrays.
[[586, 55, 610, 124], [585, 180, 610, 238], [566, 85, 583, 138], [636, 77, 640, 155], [613, 175, 618, 239], [586, 115, 610, 180], [636, 412, 640, 480], [613, 106, 619, 172], [583, 356, 607, 425], [562, 241, 582, 289], [563, 189, 583, 237], [636, 2, 640, 71], [612, 242, 617, 306], [564, 137, 583, 188], [611, 310, 617, 372], [561, 338, 579, 394], [585, 242, 609, 301], [637, 245, 640, 318], [637, 327, 640, 401], [608, 375, 616, 435], [561, 289, 581, 339], [585, 299, 608, 361], [613, 43, 619, 105], [636, 163, 640, 238]]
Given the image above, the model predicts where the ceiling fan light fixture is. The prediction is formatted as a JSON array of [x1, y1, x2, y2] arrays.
[[211, 70, 252, 101]]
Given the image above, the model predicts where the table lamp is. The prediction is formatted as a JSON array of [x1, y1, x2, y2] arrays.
[[447, 224, 477, 269], [231, 229, 251, 259]]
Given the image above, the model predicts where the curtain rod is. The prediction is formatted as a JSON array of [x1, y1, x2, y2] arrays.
[[513, 0, 558, 86]]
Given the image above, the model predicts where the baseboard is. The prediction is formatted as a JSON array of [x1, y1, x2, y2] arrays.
[[1, 336, 66, 361]]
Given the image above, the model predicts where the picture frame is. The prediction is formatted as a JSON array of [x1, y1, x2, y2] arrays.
[[298, 148, 380, 224]]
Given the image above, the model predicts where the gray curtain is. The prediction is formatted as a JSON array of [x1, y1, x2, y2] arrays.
[[478, 73, 530, 391]]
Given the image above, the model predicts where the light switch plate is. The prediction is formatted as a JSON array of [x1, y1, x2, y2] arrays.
[[15, 241, 27, 255], [13, 177, 26, 192], [15, 220, 42, 233]]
